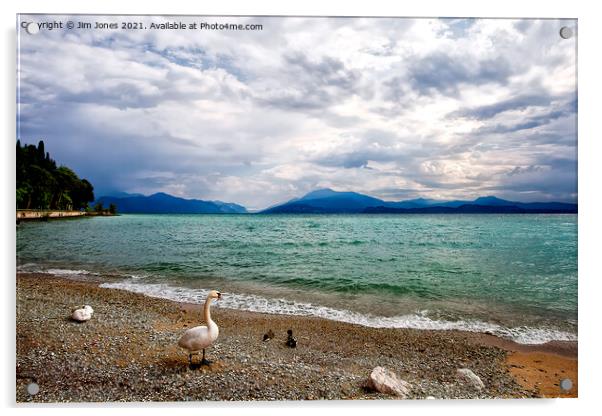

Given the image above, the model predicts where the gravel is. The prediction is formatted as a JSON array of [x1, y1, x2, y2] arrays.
[[16, 273, 536, 402]]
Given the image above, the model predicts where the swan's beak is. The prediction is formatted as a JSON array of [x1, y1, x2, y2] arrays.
[[217, 292, 222, 300]]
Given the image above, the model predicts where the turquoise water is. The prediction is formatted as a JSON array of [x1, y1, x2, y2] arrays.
[[16, 214, 577, 344]]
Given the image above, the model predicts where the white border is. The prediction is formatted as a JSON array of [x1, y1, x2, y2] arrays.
[[2, 1, 600, 415]]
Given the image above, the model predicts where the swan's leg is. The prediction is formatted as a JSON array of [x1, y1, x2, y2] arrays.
[[200, 348, 212, 366], [188, 353, 193, 365]]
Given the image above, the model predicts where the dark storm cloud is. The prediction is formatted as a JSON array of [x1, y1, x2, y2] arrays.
[[58, 85, 161, 110], [477, 100, 576, 134], [403, 52, 513, 97], [535, 157, 577, 172], [255, 52, 361, 110], [506, 165, 546, 176], [525, 132, 577, 147], [315, 153, 370, 169], [513, 19, 535, 34], [499, 158, 577, 199], [369, 187, 425, 201], [482, 160, 577, 201], [284, 53, 359, 90], [450, 93, 553, 120], [309, 128, 427, 170]]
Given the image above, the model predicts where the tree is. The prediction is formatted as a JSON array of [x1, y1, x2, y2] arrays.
[[108, 203, 117, 215], [72, 179, 94, 209], [16, 183, 32, 208], [36, 140, 45, 163], [54, 166, 79, 209], [29, 165, 56, 209], [16, 140, 96, 210]]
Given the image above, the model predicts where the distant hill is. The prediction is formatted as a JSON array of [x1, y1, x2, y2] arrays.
[[261, 188, 577, 214], [262, 188, 384, 213], [95, 192, 247, 214], [364, 204, 577, 214]]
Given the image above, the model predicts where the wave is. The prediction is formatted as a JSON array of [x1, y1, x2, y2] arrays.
[[46, 268, 99, 276], [17, 264, 148, 280], [18, 264, 577, 345], [17, 263, 100, 277], [99, 280, 577, 345]]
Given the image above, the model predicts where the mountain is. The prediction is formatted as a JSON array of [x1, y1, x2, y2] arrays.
[[210, 200, 248, 213], [261, 188, 386, 213], [473, 196, 515, 206], [95, 189, 577, 215], [95, 192, 247, 214], [261, 189, 577, 214], [364, 204, 576, 214], [99, 191, 144, 199]]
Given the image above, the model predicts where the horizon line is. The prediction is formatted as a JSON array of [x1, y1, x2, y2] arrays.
[[97, 189, 578, 211]]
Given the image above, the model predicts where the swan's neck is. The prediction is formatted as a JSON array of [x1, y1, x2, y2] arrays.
[[203, 296, 214, 326]]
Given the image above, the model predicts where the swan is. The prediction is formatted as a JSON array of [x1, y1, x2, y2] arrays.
[[72, 305, 94, 322], [178, 290, 221, 366]]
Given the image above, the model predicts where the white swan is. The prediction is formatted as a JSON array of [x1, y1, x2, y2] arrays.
[[178, 290, 221, 366], [72, 305, 94, 322]]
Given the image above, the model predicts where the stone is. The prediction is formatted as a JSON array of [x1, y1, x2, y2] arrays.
[[456, 368, 485, 391], [367, 366, 411, 398]]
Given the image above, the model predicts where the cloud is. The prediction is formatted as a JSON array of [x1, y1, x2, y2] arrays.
[[450, 93, 553, 120], [17, 16, 578, 208], [404, 52, 513, 97], [254, 52, 361, 110], [476, 98, 576, 134]]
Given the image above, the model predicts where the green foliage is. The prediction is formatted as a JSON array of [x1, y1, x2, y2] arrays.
[[16, 140, 95, 210], [108, 203, 117, 214]]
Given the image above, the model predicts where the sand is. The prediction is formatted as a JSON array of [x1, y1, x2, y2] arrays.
[[16, 273, 577, 402]]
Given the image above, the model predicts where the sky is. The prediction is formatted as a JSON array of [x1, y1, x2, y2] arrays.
[[18, 16, 577, 210]]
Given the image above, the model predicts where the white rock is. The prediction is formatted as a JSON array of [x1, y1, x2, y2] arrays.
[[72, 305, 94, 322], [368, 366, 412, 398], [456, 368, 485, 391]]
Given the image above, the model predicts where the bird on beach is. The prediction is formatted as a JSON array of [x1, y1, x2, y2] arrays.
[[178, 290, 221, 367], [286, 329, 297, 348], [71, 305, 94, 322], [263, 329, 275, 341]]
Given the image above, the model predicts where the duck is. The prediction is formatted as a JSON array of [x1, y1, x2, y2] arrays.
[[286, 329, 297, 348], [263, 329, 275, 341], [178, 290, 221, 366], [72, 305, 94, 322]]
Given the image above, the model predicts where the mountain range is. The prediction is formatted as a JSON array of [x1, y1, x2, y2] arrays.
[[96, 189, 577, 214], [260, 189, 577, 214], [95, 192, 247, 214]]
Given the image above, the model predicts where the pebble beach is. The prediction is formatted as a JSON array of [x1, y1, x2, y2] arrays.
[[16, 272, 577, 402]]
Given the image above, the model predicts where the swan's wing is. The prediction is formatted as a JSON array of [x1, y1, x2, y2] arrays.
[[178, 325, 211, 350]]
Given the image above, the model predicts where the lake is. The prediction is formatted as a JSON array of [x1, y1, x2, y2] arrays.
[[16, 213, 577, 344]]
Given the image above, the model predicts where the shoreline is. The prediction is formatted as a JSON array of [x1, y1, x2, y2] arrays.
[[16, 210, 117, 222], [16, 272, 577, 402], [35, 268, 577, 346]]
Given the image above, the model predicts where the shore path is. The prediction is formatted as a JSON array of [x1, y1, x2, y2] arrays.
[[16, 273, 577, 402]]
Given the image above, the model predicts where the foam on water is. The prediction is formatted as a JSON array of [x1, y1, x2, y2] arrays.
[[99, 280, 577, 345], [17, 264, 98, 277], [17, 264, 149, 280], [46, 268, 99, 276]]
